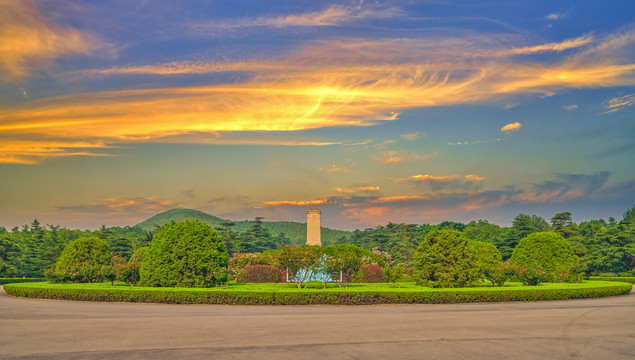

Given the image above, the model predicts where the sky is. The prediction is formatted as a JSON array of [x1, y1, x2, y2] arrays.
[[1, 0, 634, 231]]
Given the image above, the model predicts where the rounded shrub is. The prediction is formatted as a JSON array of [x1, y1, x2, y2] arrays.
[[128, 247, 148, 265], [235, 265, 281, 283], [352, 264, 387, 283], [510, 232, 579, 283], [414, 230, 479, 288], [55, 237, 112, 273], [139, 221, 229, 287], [470, 241, 504, 285]]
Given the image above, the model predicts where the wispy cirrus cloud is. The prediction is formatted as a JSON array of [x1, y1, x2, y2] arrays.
[[320, 164, 353, 173], [489, 35, 592, 56], [392, 174, 485, 191], [51, 196, 183, 215], [258, 199, 328, 208], [188, 2, 400, 37], [400, 132, 421, 141], [3, 29, 635, 163], [372, 150, 435, 164], [0, 0, 94, 81], [603, 93, 635, 113], [513, 171, 611, 203]]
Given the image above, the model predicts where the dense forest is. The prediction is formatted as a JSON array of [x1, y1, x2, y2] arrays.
[[1, 206, 634, 278]]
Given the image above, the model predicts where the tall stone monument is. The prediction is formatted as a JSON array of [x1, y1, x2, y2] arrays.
[[306, 208, 322, 246]]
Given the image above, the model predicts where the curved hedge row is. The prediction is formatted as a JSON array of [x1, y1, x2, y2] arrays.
[[0, 278, 44, 285], [4, 281, 631, 305], [587, 276, 635, 284]]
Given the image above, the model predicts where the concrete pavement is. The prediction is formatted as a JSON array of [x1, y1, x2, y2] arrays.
[[1, 285, 634, 359]]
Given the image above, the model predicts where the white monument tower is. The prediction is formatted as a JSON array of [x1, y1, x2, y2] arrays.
[[306, 208, 322, 246]]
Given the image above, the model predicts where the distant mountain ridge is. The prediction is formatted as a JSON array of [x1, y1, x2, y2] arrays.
[[136, 208, 350, 245]]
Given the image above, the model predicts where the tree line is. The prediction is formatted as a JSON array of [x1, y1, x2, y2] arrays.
[[1, 206, 633, 277], [338, 206, 635, 276]]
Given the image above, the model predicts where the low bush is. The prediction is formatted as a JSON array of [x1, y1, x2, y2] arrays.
[[353, 264, 387, 283], [0, 278, 43, 285], [236, 265, 280, 283], [5, 281, 631, 305], [588, 276, 635, 284], [229, 252, 272, 276], [397, 274, 414, 283]]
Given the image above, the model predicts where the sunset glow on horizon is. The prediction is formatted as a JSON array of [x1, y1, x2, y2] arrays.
[[1, 0, 634, 230]]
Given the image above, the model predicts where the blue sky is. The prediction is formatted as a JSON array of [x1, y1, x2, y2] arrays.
[[0, 0, 634, 230]]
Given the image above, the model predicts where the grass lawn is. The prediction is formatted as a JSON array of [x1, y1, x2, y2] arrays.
[[4, 280, 631, 305]]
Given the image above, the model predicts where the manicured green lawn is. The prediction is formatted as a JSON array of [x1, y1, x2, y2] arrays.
[[4, 280, 631, 305]]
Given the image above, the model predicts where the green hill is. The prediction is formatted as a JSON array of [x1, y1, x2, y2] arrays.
[[136, 208, 350, 245]]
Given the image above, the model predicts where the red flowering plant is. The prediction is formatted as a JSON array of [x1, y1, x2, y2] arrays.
[[117, 263, 141, 286], [484, 260, 516, 287], [515, 262, 547, 286]]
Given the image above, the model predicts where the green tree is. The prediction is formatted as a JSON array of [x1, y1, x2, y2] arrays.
[[470, 240, 503, 283], [140, 221, 229, 287], [108, 235, 133, 259], [216, 221, 238, 254], [413, 230, 479, 288], [550, 212, 579, 239], [55, 236, 113, 273], [622, 206, 635, 224], [322, 244, 370, 287], [0, 228, 19, 276], [235, 217, 276, 253], [128, 246, 148, 265], [510, 232, 579, 282], [463, 220, 503, 244], [495, 214, 551, 259]]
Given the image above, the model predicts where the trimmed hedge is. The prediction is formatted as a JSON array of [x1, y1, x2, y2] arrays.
[[588, 276, 635, 284], [4, 281, 631, 305], [0, 278, 44, 285]]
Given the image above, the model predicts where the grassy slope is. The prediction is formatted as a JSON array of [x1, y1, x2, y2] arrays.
[[136, 209, 350, 245]]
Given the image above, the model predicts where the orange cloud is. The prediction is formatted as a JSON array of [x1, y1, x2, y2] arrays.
[[464, 174, 486, 181], [320, 164, 353, 173], [392, 174, 457, 182], [372, 150, 433, 164], [259, 199, 327, 207], [501, 122, 522, 132], [3, 30, 635, 163], [335, 187, 356, 194], [50, 196, 183, 215], [603, 93, 635, 113], [372, 195, 431, 203], [490, 35, 593, 56], [0, 1, 93, 80], [357, 185, 380, 192]]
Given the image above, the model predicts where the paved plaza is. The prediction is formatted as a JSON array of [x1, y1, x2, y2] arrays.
[[1, 285, 634, 359]]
